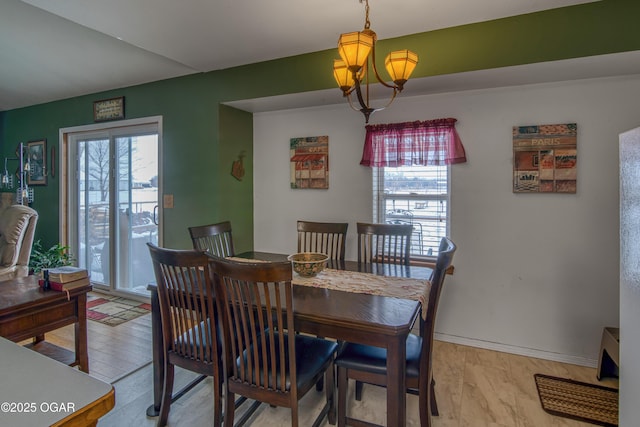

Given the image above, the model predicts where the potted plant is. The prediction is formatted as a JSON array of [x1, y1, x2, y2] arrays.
[[29, 240, 76, 275]]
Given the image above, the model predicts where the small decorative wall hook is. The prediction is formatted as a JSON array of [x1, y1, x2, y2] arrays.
[[231, 151, 246, 181]]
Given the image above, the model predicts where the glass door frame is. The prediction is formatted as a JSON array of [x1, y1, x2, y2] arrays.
[[59, 116, 163, 298]]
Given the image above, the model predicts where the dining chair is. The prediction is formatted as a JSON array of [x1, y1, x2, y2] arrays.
[[357, 222, 413, 265], [297, 220, 348, 261], [334, 237, 457, 427], [147, 243, 225, 427], [188, 221, 235, 257], [297, 219, 349, 391], [209, 256, 338, 427]]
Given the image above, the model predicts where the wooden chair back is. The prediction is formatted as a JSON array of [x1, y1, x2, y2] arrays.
[[357, 222, 413, 265], [189, 221, 235, 258], [147, 243, 219, 366], [210, 258, 296, 397], [419, 237, 456, 387], [297, 220, 348, 261]]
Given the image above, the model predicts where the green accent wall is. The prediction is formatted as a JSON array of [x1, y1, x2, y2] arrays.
[[218, 105, 253, 253], [0, 0, 638, 249]]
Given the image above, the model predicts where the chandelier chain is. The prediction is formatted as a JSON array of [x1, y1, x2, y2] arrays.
[[361, 0, 371, 29]]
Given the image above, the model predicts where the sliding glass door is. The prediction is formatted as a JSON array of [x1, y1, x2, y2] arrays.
[[68, 122, 159, 297]]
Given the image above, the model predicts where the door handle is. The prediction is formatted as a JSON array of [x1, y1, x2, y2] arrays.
[[153, 205, 158, 225]]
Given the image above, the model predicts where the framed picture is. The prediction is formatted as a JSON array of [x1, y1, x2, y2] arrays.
[[513, 123, 577, 193], [93, 96, 125, 122], [290, 136, 329, 189], [27, 139, 47, 186]]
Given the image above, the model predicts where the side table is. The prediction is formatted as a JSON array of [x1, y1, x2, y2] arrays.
[[596, 326, 619, 380], [0, 275, 91, 372]]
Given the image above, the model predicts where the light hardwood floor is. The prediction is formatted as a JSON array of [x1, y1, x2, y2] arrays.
[[36, 311, 153, 383], [43, 313, 618, 426]]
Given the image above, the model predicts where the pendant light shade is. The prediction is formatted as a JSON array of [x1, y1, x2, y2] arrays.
[[333, 59, 354, 92], [337, 31, 374, 72], [385, 49, 419, 89]]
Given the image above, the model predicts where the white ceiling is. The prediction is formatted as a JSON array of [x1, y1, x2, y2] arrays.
[[0, 0, 607, 112]]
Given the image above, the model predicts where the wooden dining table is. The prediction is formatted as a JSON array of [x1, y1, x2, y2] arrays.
[[146, 251, 433, 427]]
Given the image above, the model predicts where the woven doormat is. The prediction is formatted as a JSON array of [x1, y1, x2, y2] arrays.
[[87, 292, 151, 326], [534, 373, 618, 426]]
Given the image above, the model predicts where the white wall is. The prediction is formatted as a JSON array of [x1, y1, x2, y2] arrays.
[[254, 74, 640, 364]]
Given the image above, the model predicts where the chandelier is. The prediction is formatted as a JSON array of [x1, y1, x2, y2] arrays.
[[1, 142, 34, 205], [333, 0, 418, 123]]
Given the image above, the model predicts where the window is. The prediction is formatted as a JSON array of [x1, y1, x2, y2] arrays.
[[374, 165, 449, 258], [362, 117, 464, 259]]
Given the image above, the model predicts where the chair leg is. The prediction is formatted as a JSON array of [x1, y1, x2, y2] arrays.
[[337, 367, 347, 427], [419, 398, 432, 427], [355, 380, 363, 401], [326, 363, 336, 425], [157, 363, 175, 427], [430, 378, 439, 416], [224, 390, 236, 427], [213, 375, 222, 427], [291, 403, 299, 427], [418, 377, 435, 427], [315, 335, 326, 391]]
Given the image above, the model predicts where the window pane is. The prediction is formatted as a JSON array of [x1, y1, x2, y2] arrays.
[[78, 138, 111, 284], [378, 165, 448, 256]]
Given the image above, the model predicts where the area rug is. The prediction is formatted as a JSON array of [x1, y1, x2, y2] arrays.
[[534, 373, 618, 426], [87, 292, 151, 326]]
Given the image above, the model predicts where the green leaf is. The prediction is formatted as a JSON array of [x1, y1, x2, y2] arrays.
[[29, 240, 76, 273]]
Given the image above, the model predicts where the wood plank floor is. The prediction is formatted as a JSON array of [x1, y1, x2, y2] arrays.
[[39, 314, 619, 426], [97, 340, 618, 427], [36, 312, 153, 383]]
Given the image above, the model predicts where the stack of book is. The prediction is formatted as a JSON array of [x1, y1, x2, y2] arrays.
[[38, 266, 89, 292]]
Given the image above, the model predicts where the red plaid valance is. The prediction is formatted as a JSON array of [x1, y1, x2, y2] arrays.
[[360, 118, 467, 167]]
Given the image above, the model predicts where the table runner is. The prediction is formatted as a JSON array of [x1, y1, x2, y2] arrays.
[[294, 269, 430, 320], [226, 257, 431, 319]]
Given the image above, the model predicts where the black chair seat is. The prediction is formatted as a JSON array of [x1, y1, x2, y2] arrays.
[[172, 319, 221, 362], [175, 318, 266, 356], [238, 332, 338, 390], [335, 333, 422, 378]]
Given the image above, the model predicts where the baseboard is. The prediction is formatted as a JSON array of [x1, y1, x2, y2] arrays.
[[434, 333, 599, 368]]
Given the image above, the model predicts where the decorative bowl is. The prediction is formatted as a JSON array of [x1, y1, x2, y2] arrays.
[[287, 252, 329, 277]]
